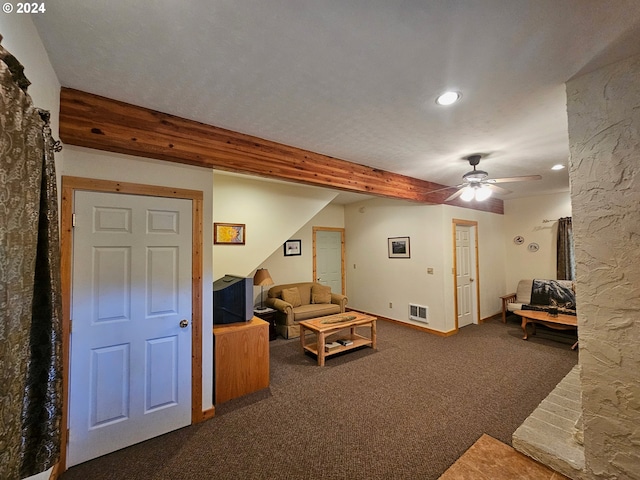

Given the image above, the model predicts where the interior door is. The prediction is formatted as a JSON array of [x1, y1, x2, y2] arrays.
[[455, 225, 474, 328], [68, 191, 192, 466], [314, 228, 344, 294]]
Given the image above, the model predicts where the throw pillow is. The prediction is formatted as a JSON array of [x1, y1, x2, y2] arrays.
[[311, 284, 332, 304], [281, 287, 302, 307]]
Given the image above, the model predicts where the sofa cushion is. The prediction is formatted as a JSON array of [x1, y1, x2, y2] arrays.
[[515, 279, 533, 304], [311, 284, 332, 304], [292, 303, 341, 322], [296, 283, 312, 305], [281, 287, 302, 307], [507, 302, 525, 312]]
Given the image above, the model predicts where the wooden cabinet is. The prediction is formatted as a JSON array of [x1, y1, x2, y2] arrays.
[[213, 317, 269, 404], [253, 308, 277, 340]]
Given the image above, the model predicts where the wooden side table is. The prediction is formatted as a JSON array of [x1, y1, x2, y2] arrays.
[[254, 307, 277, 340], [213, 317, 269, 404]]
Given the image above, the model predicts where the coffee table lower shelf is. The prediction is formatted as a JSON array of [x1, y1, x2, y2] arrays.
[[303, 334, 372, 359]]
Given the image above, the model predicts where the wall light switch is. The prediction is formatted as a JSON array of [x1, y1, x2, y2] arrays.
[[389, 302, 392, 308]]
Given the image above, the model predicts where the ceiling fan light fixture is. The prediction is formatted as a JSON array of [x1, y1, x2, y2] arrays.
[[435, 91, 461, 106], [460, 186, 475, 201], [462, 169, 489, 182], [475, 185, 492, 201]]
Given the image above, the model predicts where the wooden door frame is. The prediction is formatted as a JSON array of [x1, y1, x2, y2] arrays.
[[312, 227, 346, 295], [59, 176, 209, 473], [452, 219, 481, 330]]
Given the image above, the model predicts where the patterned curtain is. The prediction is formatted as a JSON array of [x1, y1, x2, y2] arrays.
[[557, 217, 575, 281], [0, 38, 63, 479]]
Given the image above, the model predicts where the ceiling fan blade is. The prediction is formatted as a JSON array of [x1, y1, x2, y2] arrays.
[[445, 188, 464, 202], [486, 183, 512, 195], [489, 175, 542, 184], [426, 185, 458, 195], [427, 183, 466, 197]]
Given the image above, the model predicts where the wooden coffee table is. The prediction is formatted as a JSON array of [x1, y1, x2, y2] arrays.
[[514, 309, 578, 349], [299, 312, 377, 366]]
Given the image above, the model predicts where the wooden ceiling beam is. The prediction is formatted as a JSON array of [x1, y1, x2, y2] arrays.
[[59, 88, 503, 214]]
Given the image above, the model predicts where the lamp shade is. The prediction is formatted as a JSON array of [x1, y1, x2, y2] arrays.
[[253, 268, 274, 287]]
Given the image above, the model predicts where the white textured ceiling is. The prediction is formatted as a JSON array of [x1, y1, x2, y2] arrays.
[[33, 0, 640, 200]]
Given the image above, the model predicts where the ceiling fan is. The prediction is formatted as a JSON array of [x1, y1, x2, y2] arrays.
[[441, 154, 542, 202]]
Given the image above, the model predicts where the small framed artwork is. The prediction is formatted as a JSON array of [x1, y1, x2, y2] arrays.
[[388, 236, 410, 258], [214, 223, 245, 245], [284, 239, 302, 256]]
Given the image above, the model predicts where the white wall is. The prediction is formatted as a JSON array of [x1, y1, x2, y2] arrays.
[[212, 173, 338, 280], [503, 192, 572, 290], [1, 16, 62, 480], [62, 146, 215, 412], [344, 198, 506, 333], [258, 203, 344, 302]]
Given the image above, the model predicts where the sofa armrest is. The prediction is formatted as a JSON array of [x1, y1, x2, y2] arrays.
[[500, 293, 517, 323], [265, 297, 295, 326], [265, 297, 293, 315], [330, 293, 348, 312]]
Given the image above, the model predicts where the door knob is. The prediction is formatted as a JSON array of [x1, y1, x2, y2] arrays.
[[470, 278, 475, 282], [179, 319, 189, 328]]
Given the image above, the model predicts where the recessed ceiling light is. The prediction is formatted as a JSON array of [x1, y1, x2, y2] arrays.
[[436, 91, 461, 106], [551, 164, 565, 170]]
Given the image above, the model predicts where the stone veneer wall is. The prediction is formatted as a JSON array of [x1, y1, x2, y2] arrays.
[[566, 54, 640, 479]]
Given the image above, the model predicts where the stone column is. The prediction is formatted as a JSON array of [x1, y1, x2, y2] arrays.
[[566, 54, 640, 479]]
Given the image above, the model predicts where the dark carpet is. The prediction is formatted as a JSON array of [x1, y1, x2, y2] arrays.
[[61, 317, 577, 480]]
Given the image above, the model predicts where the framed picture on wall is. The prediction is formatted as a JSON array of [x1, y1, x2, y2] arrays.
[[214, 223, 245, 245], [388, 236, 410, 258], [284, 239, 302, 256]]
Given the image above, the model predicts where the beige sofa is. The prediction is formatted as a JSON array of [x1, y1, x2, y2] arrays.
[[264, 282, 348, 339], [501, 278, 576, 323]]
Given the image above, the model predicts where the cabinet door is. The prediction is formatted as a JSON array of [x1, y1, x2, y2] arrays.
[[214, 319, 269, 404]]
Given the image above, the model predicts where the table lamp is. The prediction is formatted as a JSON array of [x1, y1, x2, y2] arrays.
[[253, 268, 274, 311]]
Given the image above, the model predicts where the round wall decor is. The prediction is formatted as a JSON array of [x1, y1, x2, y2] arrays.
[[513, 235, 524, 245], [527, 242, 540, 252]]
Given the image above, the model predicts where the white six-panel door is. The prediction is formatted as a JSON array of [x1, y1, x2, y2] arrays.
[[68, 191, 192, 466], [315, 229, 343, 294], [456, 225, 474, 328]]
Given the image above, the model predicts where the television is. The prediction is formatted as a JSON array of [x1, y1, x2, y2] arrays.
[[213, 275, 253, 325]]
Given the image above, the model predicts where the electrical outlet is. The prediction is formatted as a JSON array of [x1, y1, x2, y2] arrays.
[[389, 302, 392, 308], [427, 267, 434, 274]]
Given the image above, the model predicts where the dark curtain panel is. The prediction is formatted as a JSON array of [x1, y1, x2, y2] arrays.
[[0, 39, 63, 479], [557, 217, 575, 281]]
